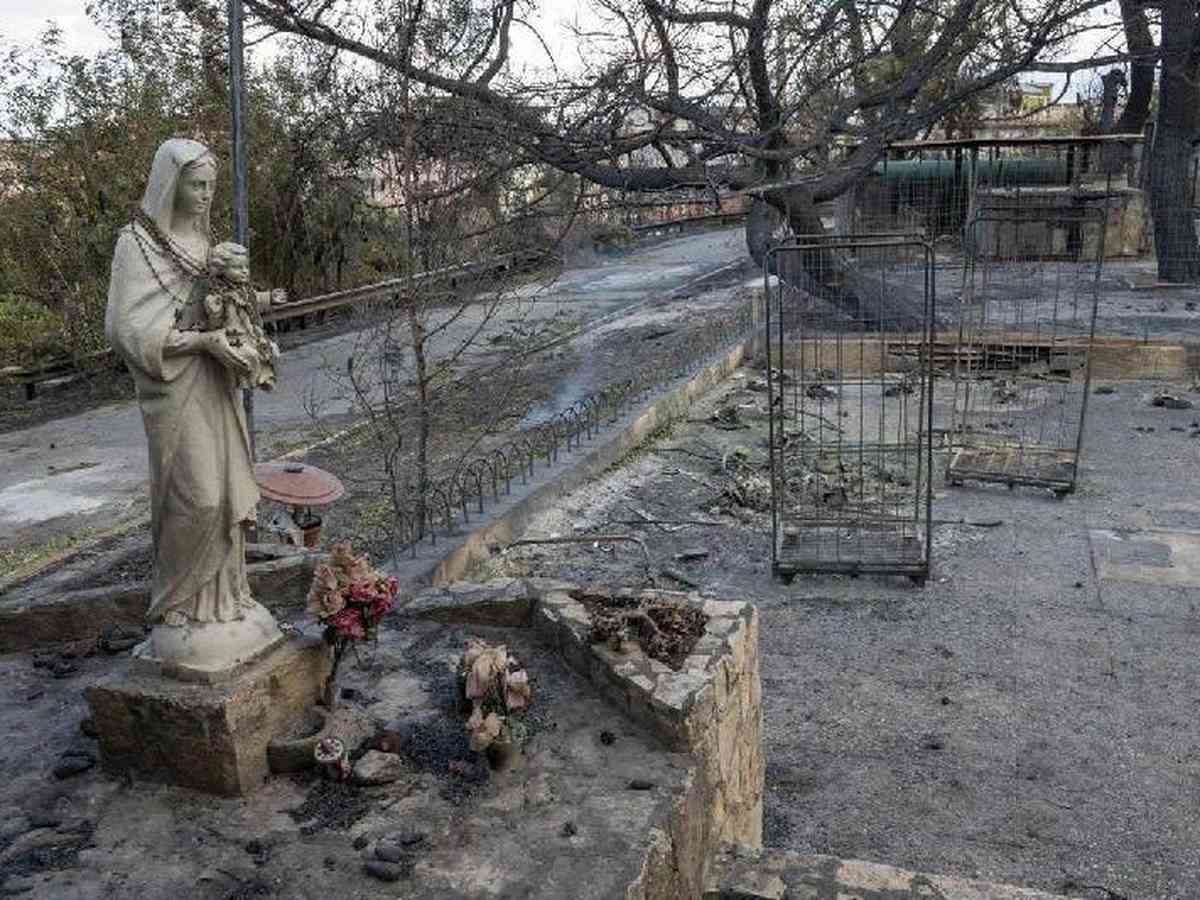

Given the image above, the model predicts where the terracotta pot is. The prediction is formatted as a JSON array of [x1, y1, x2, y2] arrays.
[[301, 516, 323, 548], [314, 736, 350, 781]]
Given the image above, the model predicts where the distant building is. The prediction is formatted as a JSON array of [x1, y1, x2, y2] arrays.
[[934, 82, 1088, 141]]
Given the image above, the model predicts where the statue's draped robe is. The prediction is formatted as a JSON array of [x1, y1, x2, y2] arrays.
[[106, 223, 259, 624]]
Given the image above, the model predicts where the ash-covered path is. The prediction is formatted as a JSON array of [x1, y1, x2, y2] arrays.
[[0, 227, 749, 561]]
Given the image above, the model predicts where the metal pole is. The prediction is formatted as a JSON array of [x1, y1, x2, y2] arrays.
[[228, 0, 255, 460]]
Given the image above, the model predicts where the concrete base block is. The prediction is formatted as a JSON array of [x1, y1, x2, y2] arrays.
[[84, 636, 331, 796]]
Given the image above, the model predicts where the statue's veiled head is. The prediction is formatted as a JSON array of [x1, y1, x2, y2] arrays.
[[140, 138, 217, 236]]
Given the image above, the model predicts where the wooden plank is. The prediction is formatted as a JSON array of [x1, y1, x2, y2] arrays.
[[775, 333, 1186, 380]]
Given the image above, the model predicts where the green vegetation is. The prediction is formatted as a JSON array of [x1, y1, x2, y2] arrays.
[[0, 296, 68, 369]]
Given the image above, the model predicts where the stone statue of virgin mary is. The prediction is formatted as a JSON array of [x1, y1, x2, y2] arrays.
[[106, 138, 282, 676]]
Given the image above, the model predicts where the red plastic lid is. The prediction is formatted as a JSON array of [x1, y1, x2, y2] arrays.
[[254, 461, 346, 506]]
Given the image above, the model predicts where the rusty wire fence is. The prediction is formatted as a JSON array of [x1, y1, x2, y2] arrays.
[[390, 296, 757, 552], [765, 236, 936, 584]]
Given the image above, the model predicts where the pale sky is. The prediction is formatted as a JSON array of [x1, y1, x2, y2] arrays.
[[0, 0, 1124, 100], [0, 0, 580, 65], [1, 0, 109, 53]]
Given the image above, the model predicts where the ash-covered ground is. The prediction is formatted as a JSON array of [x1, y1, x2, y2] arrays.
[[478, 363, 1200, 900]]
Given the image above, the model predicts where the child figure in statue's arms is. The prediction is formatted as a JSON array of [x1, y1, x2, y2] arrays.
[[203, 242, 280, 391]]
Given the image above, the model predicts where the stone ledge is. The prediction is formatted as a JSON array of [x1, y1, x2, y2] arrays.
[[0, 545, 325, 653], [402, 577, 534, 626], [704, 846, 1073, 899]]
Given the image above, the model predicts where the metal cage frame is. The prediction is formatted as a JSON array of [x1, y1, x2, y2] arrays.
[[945, 203, 1106, 495], [765, 235, 936, 584]]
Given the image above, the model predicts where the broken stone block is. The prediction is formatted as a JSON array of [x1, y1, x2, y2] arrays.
[[84, 637, 330, 796], [352, 750, 407, 786]]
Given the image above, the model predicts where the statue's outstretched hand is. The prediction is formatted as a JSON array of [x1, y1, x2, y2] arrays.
[[270, 289, 289, 306], [205, 330, 253, 377]]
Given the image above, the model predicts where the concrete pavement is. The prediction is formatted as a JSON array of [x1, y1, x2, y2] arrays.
[[0, 227, 750, 562]]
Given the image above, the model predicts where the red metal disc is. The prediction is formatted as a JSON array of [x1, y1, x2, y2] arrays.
[[254, 461, 346, 506]]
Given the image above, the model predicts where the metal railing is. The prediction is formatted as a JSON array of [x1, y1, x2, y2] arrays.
[[4, 208, 742, 402], [389, 294, 759, 551]]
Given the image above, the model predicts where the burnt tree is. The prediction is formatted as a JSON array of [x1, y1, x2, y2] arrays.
[[1147, 0, 1200, 281], [244, 0, 1123, 317]]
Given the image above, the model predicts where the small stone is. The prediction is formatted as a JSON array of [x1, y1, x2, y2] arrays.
[[79, 718, 98, 738], [1153, 393, 1193, 410], [50, 659, 78, 679], [99, 624, 145, 654], [393, 830, 426, 847], [244, 839, 265, 857], [1074, 581, 1084, 589], [352, 750, 406, 786], [627, 779, 655, 791], [323, 856, 337, 870], [26, 810, 62, 830], [52, 753, 95, 780], [560, 821, 577, 837], [375, 842, 406, 863], [940, 696, 951, 706], [352, 835, 370, 851], [364, 859, 410, 882], [102, 637, 141, 654]]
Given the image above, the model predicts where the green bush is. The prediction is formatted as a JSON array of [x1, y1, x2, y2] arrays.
[[0, 296, 66, 370]]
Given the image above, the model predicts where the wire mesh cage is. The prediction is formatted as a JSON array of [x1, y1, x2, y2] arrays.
[[765, 236, 936, 584], [945, 204, 1105, 494]]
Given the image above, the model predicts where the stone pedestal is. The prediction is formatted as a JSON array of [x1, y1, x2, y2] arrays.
[[84, 636, 331, 796]]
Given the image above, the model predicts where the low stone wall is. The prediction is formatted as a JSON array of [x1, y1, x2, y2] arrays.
[[0, 544, 323, 653], [704, 846, 1072, 899], [976, 186, 1148, 259], [406, 578, 764, 898]]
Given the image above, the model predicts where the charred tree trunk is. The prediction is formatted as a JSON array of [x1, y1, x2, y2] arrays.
[[753, 187, 932, 332], [1149, 0, 1200, 282], [408, 307, 431, 537], [1114, 0, 1154, 135]]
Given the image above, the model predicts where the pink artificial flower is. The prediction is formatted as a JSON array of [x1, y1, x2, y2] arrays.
[[504, 668, 531, 712], [330, 543, 374, 585], [349, 580, 375, 602], [305, 563, 344, 618], [370, 593, 394, 622], [330, 607, 366, 641], [466, 708, 503, 752]]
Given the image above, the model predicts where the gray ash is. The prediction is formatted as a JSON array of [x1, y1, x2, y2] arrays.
[[0, 819, 95, 884], [287, 775, 374, 835], [399, 715, 472, 774]]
